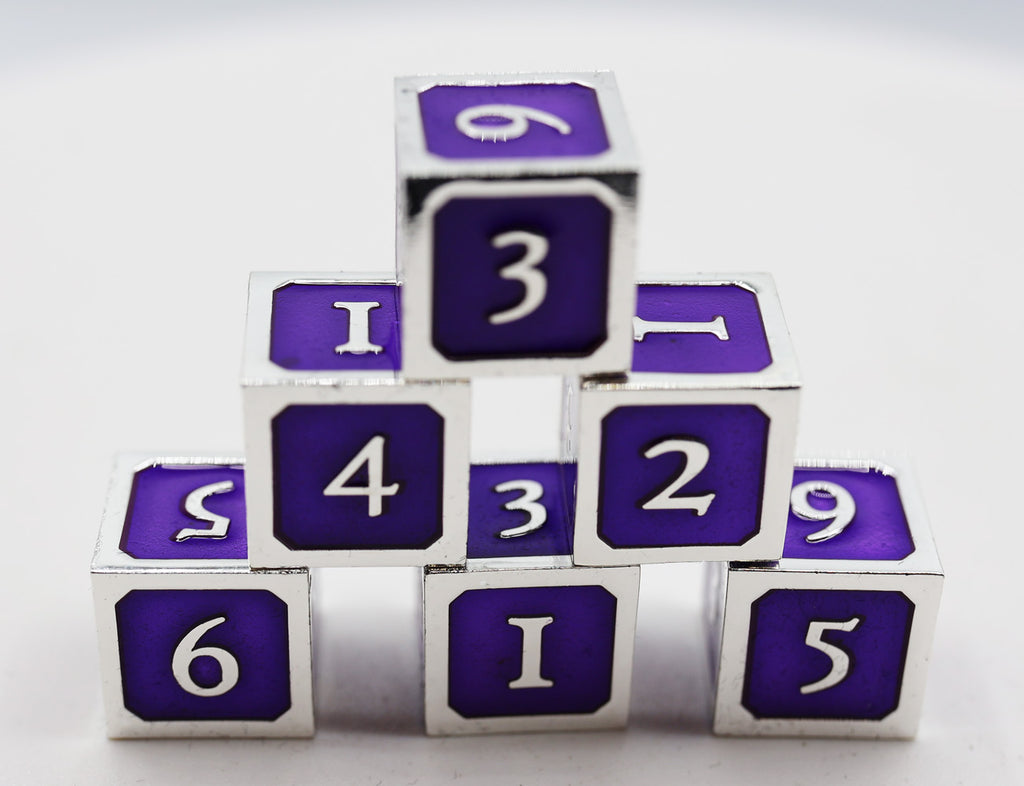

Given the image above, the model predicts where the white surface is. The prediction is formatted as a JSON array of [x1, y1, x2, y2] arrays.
[[1, 2, 1021, 783]]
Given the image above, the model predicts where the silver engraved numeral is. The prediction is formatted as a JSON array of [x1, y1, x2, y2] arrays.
[[173, 481, 235, 542], [632, 315, 730, 342], [455, 104, 572, 142], [171, 616, 240, 697], [790, 480, 857, 544], [507, 616, 555, 690], [488, 231, 549, 325], [800, 617, 861, 695], [333, 301, 384, 355], [641, 438, 715, 515], [494, 479, 547, 538], [323, 435, 400, 517]]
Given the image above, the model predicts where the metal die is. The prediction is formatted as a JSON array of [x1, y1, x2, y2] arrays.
[[395, 72, 639, 378], [242, 272, 471, 568], [423, 564, 640, 735], [710, 456, 944, 738]]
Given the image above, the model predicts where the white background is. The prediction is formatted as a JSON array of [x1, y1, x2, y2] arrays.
[[1, 1, 1021, 783]]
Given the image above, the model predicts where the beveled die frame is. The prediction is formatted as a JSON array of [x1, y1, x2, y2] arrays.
[[395, 72, 640, 378], [422, 564, 640, 736], [570, 272, 801, 566], [242, 272, 470, 568], [709, 456, 944, 738], [91, 454, 314, 738]]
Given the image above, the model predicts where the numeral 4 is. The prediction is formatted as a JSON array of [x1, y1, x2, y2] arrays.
[[323, 435, 400, 517]]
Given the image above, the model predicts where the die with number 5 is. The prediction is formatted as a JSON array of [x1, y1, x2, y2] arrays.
[[708, 457, 944, 738]]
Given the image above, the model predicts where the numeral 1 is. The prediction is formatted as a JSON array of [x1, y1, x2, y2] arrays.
[[323, 435, 400, 517], [507, 616, 555, 690], [333, 301, 384, 355], [632, 315, 730, 342]]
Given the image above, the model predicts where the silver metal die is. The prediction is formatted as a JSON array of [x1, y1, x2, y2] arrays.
[[570, 272, 801, 565], [709, 456, 944, 738]]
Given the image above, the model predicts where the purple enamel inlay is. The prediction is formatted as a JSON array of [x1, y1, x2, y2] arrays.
[[269, 283, 401, 372], [784, 468, 915, 561], [467, 463, 576, 560], [432, 195, 610, 360], [120, 464, 247, 560], [743, 589, 914, 720], [418, 83, 609, 159], [597, 404, 768, 548], [272, 403, 444, 550], [632, 284, 772, 374], [116, 589, 291, 721], [448, 585, 616, 718]]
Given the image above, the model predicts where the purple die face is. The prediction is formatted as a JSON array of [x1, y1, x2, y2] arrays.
[[120, 464, 247, 560], [115, 589, 291, 721], [742, 589, 914, 720], [467, 463, 576, 560], [270, 283, 401, 372], [784, 467, 915, 561], [418, 83, 610, 159], [448, 585, 617, 718], [432, 195, 611, 360], [272, 403, 444, 551], [632, 284, 772, 374], [598, 404, 769, 548]]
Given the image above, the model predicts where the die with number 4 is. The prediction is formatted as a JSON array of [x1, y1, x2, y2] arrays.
[[242, 272, 470, 568], [91, 454, 313, 738], [569, 273, 801, 565], [395, 71, 639, 377], [708, 457, 944, 738], [424, 460, 639, 735]]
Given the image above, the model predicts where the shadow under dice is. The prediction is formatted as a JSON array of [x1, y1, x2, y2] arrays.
[[710, 458, 944, 738], [396, 73, 639, 378], [572, 274, 801, 565]]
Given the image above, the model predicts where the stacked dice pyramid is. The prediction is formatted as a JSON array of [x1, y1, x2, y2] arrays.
[[91, 72, 944, 740]]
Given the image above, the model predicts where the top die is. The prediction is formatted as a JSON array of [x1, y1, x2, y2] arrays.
[[395, 72, 639, 378]]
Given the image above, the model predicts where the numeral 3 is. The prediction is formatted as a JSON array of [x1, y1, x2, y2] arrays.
[[494, 479, 547, 538], [488, 230, 549, 325]]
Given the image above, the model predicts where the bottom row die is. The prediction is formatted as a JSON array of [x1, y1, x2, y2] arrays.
[[709, 457, 943, 738], [423, 564, 640, 735], [92, 455, 313, 738]]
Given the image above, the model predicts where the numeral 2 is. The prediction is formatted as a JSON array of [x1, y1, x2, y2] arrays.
[[640, 438, 715, 514]]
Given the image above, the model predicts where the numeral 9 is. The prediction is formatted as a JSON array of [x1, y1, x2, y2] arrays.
[[790, 480, 856, 544]]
